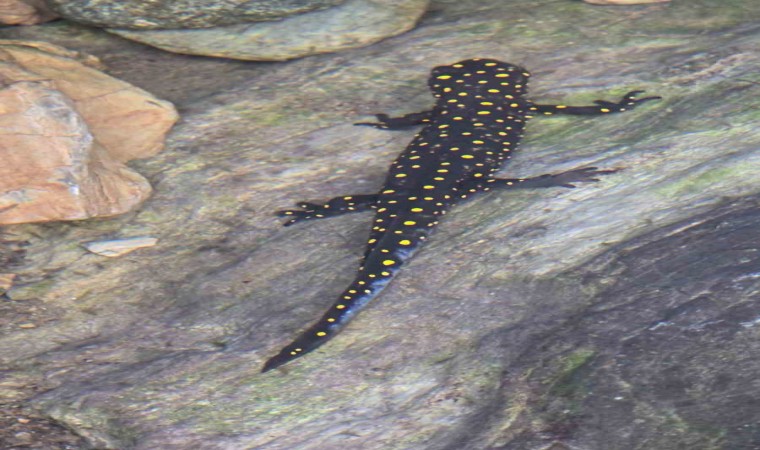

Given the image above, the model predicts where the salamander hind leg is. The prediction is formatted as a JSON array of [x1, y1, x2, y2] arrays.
[[278, 194, 379, 226], [531, 90, 661, 116], [355, 110, 434, 129], [492, 167, 620, 189], [459, 167, 620, 196]]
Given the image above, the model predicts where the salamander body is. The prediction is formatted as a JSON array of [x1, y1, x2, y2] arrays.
[[262, 58, 659, 372]]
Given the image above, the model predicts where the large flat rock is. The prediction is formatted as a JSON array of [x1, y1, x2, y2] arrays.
[[1, 0, 759, 448]]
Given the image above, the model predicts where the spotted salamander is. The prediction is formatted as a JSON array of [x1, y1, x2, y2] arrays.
[[262, 58, 659, 372]]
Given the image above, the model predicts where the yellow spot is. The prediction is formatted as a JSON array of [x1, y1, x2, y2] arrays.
[[434, 177, 444, 181], [424, 197, 433, 200], [399, 240, 412, 245], [495, 73, 509, 78], [382, 189, 395, 194], [557, 105, 567, 109], [477, 111, 491, 115], [327, 318, 336, 322], [450, 147, 460, 151], [473, 140, 485, 144], [478, 80, 488, 84], [476, 70, 486, 74], [601, 108, 611, 113], [438, 124, 449, 129], [510, 103, 519, 107], [409, 155, 421, 160], [461, 154, 475, 159], [485, 62, 497, 66], [383, 259, 396, 266], [488, 89, 500, 93], [411, 207, 423, 212], [453, 116, 463, 121], [403, 220, 416, 225], [412, 164, 420, 169], [423, 185, 435, 190], [316, 331, 327, 337], [343, 296, 352, 300], [480, 101, 494, 106], [458, 92, 468, 97], [368, 238, 377, 244], [395, 173, 407, 178], [448, 99, 457, 103], [443, 87, 452, 92], [349, 290, 357, 293], [336, 304, 346, 309], [437, 169, 449, 173], [381, 271, 390, 276], [437, 75, 452, 80], [290, 351, 297, 356]]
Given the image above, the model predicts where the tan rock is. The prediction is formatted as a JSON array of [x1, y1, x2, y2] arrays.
[[0, 40, 178, 225], [0, 0, 58, 26]]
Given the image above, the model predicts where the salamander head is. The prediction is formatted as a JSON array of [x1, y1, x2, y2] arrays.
[[428, 58, 530, 99]]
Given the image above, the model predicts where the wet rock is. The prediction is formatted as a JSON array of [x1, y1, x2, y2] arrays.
[[44, 0, 345, 30], [108, 0, 430, 61], [83, 237, 158, 257], [0, 40, 178, 225]]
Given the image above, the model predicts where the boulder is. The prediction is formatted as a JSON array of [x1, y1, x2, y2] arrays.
[[0, 41, 178, 225]]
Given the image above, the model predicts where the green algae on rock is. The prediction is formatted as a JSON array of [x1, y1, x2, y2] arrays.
[[108, 0, 430, 61], [44, 0, 346, 30]]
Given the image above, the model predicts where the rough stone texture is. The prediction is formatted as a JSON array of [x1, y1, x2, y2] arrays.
[[0, 0, 58, 25], [584, 0, 668, 4], [44, 0, 346, 30], [108, 0, 430, 61], [1, 0, 760, 448], [0, 40, 178, 225]]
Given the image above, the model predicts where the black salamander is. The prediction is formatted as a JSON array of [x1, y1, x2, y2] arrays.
[[262, 58, 659, 372]]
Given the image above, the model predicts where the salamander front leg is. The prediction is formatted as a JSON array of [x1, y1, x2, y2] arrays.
[[278, 194, 379, 226], [355, 110, 434, 129], [530, 90, 661, 116]]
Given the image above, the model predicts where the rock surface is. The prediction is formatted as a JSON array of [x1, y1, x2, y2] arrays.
[[83, 236, 158, 257], [1, 0, 760, 449], [584, 0, 668, 4], [109, 0, 430, 61], [0, 40, 178, 225], [44, 0, 346, 30], [0, 0, 58, 25]]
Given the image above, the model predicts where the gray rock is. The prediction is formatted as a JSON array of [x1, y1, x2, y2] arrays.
[[108, 0, 430, 61], [2, 0, 760, 448], [44, 0, 346, 30]]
